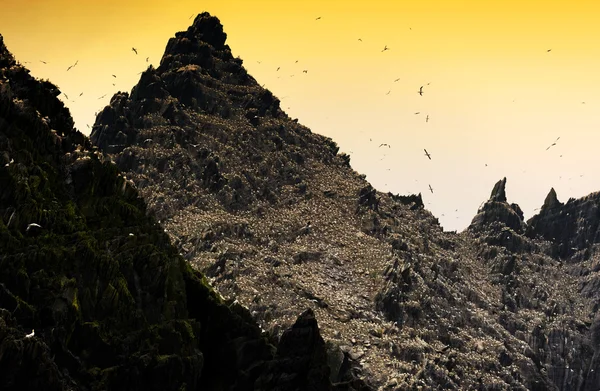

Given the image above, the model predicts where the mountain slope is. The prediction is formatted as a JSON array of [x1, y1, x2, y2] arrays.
[[0, 32, 343, 391], [90, 12, 600, 390]]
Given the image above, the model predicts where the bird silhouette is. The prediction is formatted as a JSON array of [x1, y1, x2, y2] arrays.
[[394, 78, 400, 82], [424, 149, 431, 160], [303, 70, 308, 73], [547, 49, 552, 52], [386, 91, 391, 95], [39, 60, 47, 64], [429, 184, 434, 194], [112, 74, 116, 78], [426, 115, 429, 122], [66, 60, 78, 72], [98, 94, 107, 99], [418, 86, 424, 96], [146, 57, 149, 62], [79, 92, 83, 96], [358, 38, 362, 42], [379, 143, 391, 148], [315, 16, 321, 20], [132, 47, 138, 55], [277, 67, 280, 71], [25, 330, 35, 339], [382, 45, 389, 52], [415, 112, 420, 115]]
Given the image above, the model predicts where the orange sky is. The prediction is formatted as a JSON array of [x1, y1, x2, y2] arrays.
[[2, 0, 599, 231]]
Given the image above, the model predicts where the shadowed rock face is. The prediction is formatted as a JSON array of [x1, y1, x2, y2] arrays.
[[0, 32, 341, 391], [80, 12, 600, 391]]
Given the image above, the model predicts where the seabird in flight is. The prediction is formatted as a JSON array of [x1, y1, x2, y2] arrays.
[[426, 115, 429, 122], [98, 94, 107, 99], [25, 330, 35, 339], [429, 184, 434, 194], [132, 47, 138, 55], [382, 45, 389, 52], [146, 57, 149, 62], [394, 78, 400, 82], [358, 38, 362, 42], [79, 92, 83, 96], [66, 60, 78, 71], [424, 149, 431, 160], [418, 86, 424, 96], [39, 60, 47, 64], [315, 16, 321, 20], [112, 74, 116, 78], [303, 70, 308, 73], [379, 143, 391, 148]]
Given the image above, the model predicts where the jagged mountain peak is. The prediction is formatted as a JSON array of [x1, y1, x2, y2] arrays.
[[542, 187, 561, 210], [489, 177, 507, 202]]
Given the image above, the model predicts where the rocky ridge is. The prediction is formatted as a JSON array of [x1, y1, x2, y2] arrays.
[[89, 12, 600, 390]]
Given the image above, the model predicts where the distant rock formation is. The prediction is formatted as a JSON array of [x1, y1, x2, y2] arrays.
[[469, 177, 525, 234]]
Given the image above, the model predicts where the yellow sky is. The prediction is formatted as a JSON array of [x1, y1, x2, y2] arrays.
[[2, 0, 599, 231]]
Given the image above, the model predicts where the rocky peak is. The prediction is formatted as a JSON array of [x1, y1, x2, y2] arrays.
[[469, 177, 525, 233], [542, 187, 561, 210], [490, 177, 507, 202]]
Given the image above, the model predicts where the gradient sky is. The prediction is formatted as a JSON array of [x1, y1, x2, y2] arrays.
[[2, 0, 599, 231]]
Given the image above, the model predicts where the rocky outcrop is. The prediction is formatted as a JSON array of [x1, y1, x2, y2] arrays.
[[469, 178, 526, 234]]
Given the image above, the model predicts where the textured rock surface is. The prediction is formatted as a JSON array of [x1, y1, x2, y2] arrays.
[[85, 12, 600, 390]]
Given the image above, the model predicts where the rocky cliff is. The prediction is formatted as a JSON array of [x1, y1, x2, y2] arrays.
[[88, 12, 600, 390], [0, 32, 339, 391]]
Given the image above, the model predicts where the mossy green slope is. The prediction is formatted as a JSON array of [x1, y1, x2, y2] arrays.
[[0, 34, 273, 391]]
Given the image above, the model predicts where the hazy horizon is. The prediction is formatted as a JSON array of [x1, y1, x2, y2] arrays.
[[2, 0, 598, 231]]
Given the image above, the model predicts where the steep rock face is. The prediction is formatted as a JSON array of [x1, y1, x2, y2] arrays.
[[0, 33, 343, 390], [88, 12, 600, 391]]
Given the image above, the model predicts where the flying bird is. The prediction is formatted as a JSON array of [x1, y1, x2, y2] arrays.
[[386, 91, 391, 95], [277, 67, 280, 71], [189, 14, 194, 19], [63, 93, 69, 100], [66, 60, 78, 71], [25, 330, 35, 339], [112, 74, 116, 78], [547, 49, 552, 52], [418, 86, 424, 96], [382, 45, 390, 52], [358, 38, 362, 42], [415, 112, 420, 115], [132, 47, 138, 55], [315, 16, 321, 20], [295, 60, 298, 63], [394, 78, 400, 82], [79, 92, 83, 96], [39, 60, 47, 64], [424, 149, 431, 160], [303, 70, 308, 73], [146, 57, 149, 62], [26, 223, 42, 232], [429, 184, 434, 194], [426, 115, 429, 122], [379, 143, 391, 148], [98, 94, 107, 99]]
